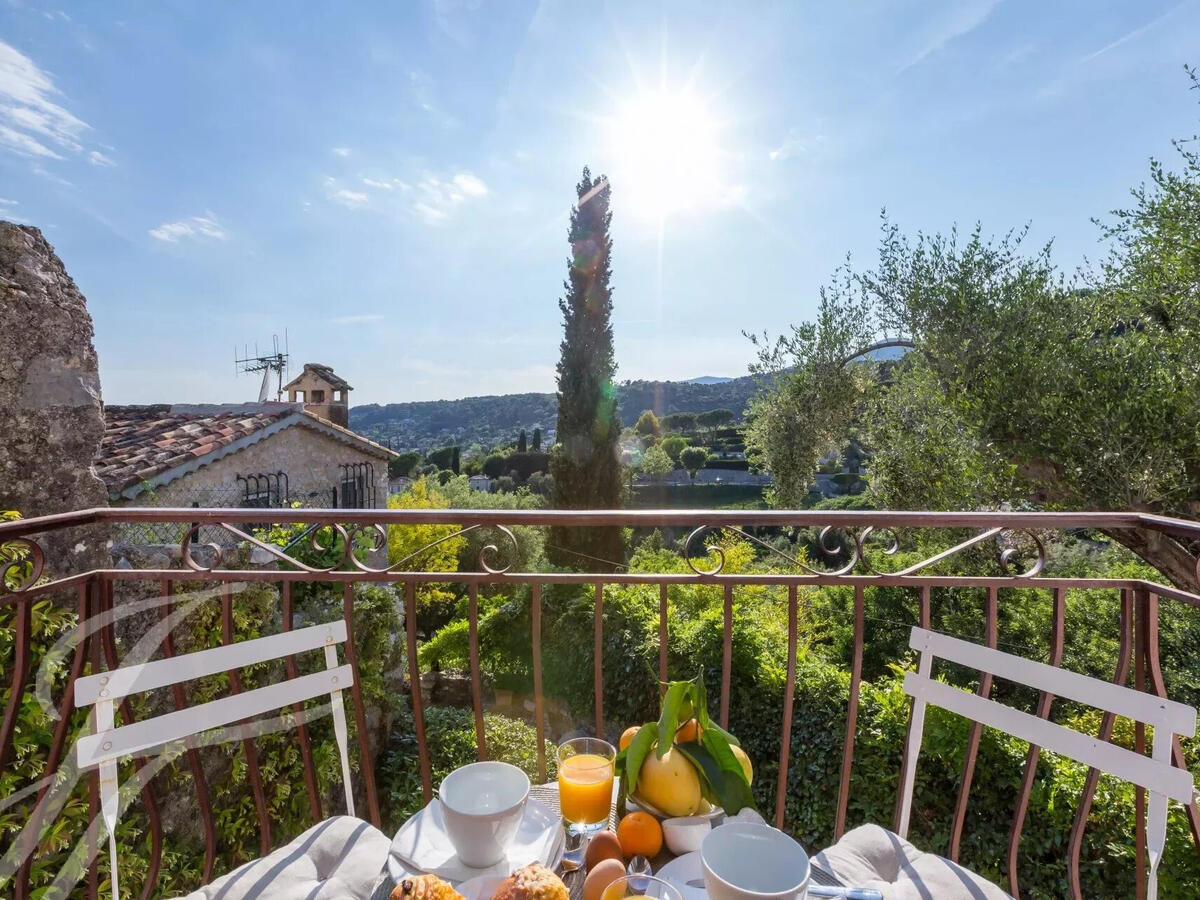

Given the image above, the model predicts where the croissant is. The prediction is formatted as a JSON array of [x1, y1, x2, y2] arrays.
[[391, 873, 465, 900]]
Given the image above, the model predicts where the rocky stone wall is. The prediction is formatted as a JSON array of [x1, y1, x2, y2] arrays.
[[0, 222, 109, 575]]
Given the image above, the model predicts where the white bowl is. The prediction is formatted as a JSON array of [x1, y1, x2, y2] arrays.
[[700, 822, 810, 900], [662, 815, 713, 855], [438, 761, 531, 868]]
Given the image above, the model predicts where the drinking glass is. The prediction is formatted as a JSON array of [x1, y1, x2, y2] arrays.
[[602, 875, 683, 900], [557, 736, 615, 836]]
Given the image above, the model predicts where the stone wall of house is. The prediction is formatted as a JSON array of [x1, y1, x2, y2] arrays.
[[0, 222, 109, 576], [117, 421, 389, 509]]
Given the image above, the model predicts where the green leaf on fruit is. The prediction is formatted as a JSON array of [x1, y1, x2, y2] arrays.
[[621, 722, 658, 797], [658, 681, 690, 758], [675, 739, 755, 815]]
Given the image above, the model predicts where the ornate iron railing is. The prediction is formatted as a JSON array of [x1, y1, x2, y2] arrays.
[[1, 508, 1198, 899]]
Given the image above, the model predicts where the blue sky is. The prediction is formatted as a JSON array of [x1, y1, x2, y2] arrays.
[[2, 0, 1198, 405]]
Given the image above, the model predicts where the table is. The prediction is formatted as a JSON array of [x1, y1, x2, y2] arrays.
[[375, 784, 845, 900]]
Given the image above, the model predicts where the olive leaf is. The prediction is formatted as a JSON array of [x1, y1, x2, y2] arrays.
[[620, 722, 658, 797]]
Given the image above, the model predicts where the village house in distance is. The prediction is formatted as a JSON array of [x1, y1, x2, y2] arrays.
[[94, 364, 394, 511]]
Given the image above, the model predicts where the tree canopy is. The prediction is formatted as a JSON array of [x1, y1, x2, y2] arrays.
[[549, 168, 624, 569], [746, 72, 1200, 590]]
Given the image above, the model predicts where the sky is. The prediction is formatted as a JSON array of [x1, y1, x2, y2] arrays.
[[2, 0, 1198, 406]]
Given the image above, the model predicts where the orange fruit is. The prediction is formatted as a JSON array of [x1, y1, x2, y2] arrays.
[[619, 725, 640, 751], [617, 811, 663, 859], [675, 718, 701, 743]]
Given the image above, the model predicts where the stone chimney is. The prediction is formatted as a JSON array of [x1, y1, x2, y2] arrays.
[[282, 363, 351, 427]]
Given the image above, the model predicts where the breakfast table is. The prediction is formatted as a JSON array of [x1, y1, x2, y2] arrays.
[[375, 782, 850, 900]]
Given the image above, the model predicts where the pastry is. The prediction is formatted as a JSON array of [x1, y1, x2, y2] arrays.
[[490, 863, 569, 900], [391, 873, 465, 900]]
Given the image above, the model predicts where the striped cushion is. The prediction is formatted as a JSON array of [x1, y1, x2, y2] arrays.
[[814, 824, 1011, 900], [177, 816, 390, 900]]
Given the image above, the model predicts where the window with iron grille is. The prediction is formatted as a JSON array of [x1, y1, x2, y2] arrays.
[[338, 462, 375, 508], [236, 472, 289, 507]]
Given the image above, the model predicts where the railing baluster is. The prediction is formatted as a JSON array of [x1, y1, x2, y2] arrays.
[[88, 591, 102, 900], [1006, 586, 1067, 897], [97, 579, 163, 899], [405, 581, 433, 804], [659, 583, 669, 699], [158, 579, 217, 883], [1067, 588, 1133, 900], [1140, 591, 1200, 856], [0, 595, 31, 774], [835, 584, 865, 840], [281, 581, 323, 825], [221, 584, 272, 858], [594, 582, 604, 737], [949, 585, 998, 861], [13, 581, 94, 898], [775, 584, 798, 829], [532, 584, 545, 783], [1134, 588, 1148, 900], [720, 584, 733, 729], [341, 582, 381, 827], [468, 583, 487, 760]]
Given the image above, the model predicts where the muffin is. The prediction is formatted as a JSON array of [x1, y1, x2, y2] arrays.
[[490, 863, 569, 900], [391, 873, 465, 900]]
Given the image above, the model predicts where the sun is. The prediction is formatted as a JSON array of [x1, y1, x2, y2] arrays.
[[606, 88, 727, 222]]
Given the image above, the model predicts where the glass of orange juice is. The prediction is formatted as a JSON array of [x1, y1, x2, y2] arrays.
[[557, 736, 615, 840], [602, 875, 682, 900]]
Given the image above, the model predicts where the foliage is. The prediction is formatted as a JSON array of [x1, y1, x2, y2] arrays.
[[662, 412, 698, 433], [635, 410, 661, 438], [746, 78, 1200, 588], [532, 427, 542, 452], [549, 167, 625, 570], [426, 446, 460, 474], [661, 434, 689, 464], [679, 446, 709, 478], [378, 707, 558, 831], [639, 445, 674, 479], [388, 451, 422, 479], [388, 478, 464, 634], [517, 430, 528, 453]]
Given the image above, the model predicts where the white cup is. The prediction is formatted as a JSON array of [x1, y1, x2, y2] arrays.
[[701, 822, 811, 900], [438, 761, 531, 868]]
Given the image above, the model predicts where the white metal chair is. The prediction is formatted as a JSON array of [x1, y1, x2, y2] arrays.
[[817, 626, 1196, 899], [75, 619, 389, 899]]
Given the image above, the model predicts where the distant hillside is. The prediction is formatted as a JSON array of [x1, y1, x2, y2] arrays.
[[685, 375, 733, 385], [351, 374, 764, 452]]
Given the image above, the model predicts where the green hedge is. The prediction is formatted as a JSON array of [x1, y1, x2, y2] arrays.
[[629, 483, 767, 508], [378, 707, 558, 832]]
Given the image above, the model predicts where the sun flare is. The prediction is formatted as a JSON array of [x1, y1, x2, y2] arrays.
[[607, 88, 727, 221]]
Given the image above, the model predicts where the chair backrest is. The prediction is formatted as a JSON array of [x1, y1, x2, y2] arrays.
[[75, 619, 357, 899], [899, 626, 1195, 900]]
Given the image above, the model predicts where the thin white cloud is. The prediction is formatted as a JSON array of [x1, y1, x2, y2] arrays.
[[331, 146, 352, 157], [0, 197, 16, 205], [330, 314, 385, 324], [0, 39, 91, 160], [1078, 4, 1182, 65], [362, 177, 410, 191], [900, 0, 1002, 73], [412, 171, 488, 223], [332, 189, 369, 207], [149, 213, 227, 243], [87, 149, 115, 166]]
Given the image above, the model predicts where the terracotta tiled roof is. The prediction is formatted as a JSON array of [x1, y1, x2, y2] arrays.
[[96, 403, 297, 495]]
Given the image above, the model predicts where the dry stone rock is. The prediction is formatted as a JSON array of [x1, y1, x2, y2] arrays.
[[1, 222, 109, 576]]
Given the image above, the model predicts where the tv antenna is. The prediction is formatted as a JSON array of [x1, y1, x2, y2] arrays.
[[235, 331, 290, 401]]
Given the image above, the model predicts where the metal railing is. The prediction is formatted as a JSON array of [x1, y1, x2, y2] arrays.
[[1, 507, 1198, 899]]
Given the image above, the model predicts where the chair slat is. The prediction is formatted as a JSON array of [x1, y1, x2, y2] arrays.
[[76, 621, 348, 706], [908, 628, 1195, 735], [904, 673, 1194, 803], [77, 664, 353, 768]]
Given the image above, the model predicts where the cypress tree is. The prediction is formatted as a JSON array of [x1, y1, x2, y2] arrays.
[[518, 429, 528, 453], [548, 168, 624, 570], [532, 427, 542, 452]]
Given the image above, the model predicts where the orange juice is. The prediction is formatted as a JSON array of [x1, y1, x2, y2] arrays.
[[558, 752, 613, 824]]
